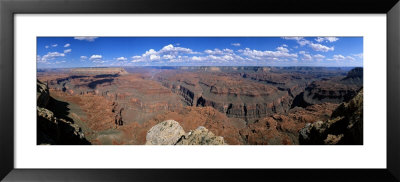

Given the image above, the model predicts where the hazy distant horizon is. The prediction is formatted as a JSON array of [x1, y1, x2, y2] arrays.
[[37, 37, 363, 69]]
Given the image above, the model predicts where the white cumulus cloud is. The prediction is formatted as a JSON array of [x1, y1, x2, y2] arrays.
[[276, 46, 289, 53], [315, 37, 339, 43], [204, 48, 233, 55], [63, 49, 72, 53], [80, 56, 88, 60], [327, 54, 355, 61], [309, 43, 334, 52], [74, 37, 98, 42], [282, 37, 310, 46], [302, 54, 312, 61], [131, 44, 198, 63], [37, 52, 65, 63], [150, 54, 160, 61], [89, 54, 102, 61], [352, 53, 363, 59], [239, 47, 298, 61], [282, 37, 304, 41], [115, 57, 127, 61], [299, 51, 312, 61], [64, 43, 70, 48], [163, 55, 175, 60], [313, 54, 325, 61], [231, 43, 241, 47], [283, 37, 334, 52], [158, 44, 197, 55]]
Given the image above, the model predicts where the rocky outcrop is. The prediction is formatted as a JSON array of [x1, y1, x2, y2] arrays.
[[37, 80, 90, 145], [146, 106, 243, 145], [37, 79, 50, 107], [112, 102, 124, 126], [176, 126, 226, 145], [299, 88, 363, 145], [239, 102, 339, 145], [145, 120, 226, 145], [196, 94, 292, 123], [37, 107, 90, 145], [145, 120, 186, 145], [342, 67, 363, 81]]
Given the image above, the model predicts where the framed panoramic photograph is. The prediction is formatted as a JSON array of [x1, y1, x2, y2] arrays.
[[1, 0, 400, 181]]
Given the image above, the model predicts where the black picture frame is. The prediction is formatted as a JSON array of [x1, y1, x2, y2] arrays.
[[1, 0, 399, 181]]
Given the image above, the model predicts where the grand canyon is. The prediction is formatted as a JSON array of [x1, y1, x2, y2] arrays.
[[37, 66, 363, 145]]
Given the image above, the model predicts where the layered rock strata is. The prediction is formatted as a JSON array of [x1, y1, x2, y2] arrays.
[[299, 88, 363, 145]]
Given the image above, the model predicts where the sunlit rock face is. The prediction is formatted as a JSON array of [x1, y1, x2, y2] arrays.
[[145, 120, 226, 145]]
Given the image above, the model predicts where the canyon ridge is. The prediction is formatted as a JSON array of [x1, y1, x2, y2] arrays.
[[37, 66, 363, 145]]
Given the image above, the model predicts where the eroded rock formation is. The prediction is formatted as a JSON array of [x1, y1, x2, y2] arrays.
[[37, 107, 89, 145], [37, 80, 89, 145], [300, 67, 363, 105], [176, 126, 226, 145], [157, 71, 293, 123], [299, 88, 363, 145], [145, 120, 186, 145], [37, 79, 50, 107], [145, 120, 226, 145]]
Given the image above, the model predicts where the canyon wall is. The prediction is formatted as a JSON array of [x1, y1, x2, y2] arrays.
[[299, 88, 363, 145], [300, 67, 363, 105], [37, 80, 90, 145], [157, 71, 294, 123]]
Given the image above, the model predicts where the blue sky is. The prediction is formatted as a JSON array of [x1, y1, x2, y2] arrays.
[[37, 37, 363, 68]]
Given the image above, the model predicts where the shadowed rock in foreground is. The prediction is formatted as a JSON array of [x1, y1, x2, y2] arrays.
[[299, 88, 363, 145], [37, 107, 90, 145], [145, 120, 226, 145], [37, 80, 50, 107], [37, 79, 90, 145]]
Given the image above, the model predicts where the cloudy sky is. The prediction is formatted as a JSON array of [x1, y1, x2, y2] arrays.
[[37, 37, 363, 68]]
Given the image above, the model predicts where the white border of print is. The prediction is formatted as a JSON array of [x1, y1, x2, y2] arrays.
[[15, 14, 386, 168]]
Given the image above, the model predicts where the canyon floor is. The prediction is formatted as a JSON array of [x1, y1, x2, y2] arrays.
[[37, 66, 363, 145]]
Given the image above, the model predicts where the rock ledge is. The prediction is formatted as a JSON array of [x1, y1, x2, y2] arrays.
[[145, 120, 226, 145]]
